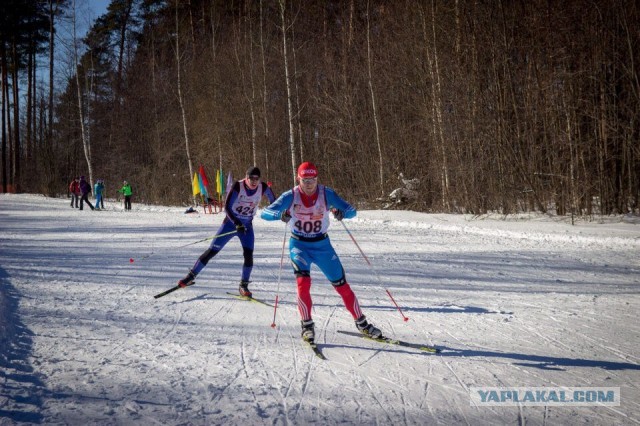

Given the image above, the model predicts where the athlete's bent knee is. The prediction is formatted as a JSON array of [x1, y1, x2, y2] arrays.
[[199, 248, 218, 265], [331, 270, 347, 287], [295, 270, 311, 279]]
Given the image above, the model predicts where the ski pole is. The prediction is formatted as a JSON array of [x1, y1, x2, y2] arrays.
[[271, 223, 290, 328], [130, 229, 238, 263], [339, 220, 409, 322], [176, 229, 238, 249]]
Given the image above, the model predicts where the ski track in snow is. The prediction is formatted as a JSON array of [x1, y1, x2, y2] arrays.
[[1, 193, 639, 425]]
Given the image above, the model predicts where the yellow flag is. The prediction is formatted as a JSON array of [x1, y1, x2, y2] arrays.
[[216, 169, 221, 195], [192, 173, 201, 196]]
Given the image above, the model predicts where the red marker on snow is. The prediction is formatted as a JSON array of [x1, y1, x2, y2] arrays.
[[129, 258, 134, 263]]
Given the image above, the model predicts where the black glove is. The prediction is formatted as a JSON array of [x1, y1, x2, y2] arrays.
[[236, 223, 247, 234], [332, 209, 344, 221], [280, 210, 291, 223]]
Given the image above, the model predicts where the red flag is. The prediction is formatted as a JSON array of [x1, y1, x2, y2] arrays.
[[198, 165, 210, 188]]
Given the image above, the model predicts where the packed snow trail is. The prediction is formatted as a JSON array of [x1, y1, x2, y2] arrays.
[[1, 193, 639, 425]]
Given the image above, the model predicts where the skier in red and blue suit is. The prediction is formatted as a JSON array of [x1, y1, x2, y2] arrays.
[[178, 166, 275, 297], [261, 161, 382, 344]]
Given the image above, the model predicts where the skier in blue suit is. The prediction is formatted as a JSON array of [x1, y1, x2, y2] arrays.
[[177, 166, 275, 298], [261, 161, 382, 344]]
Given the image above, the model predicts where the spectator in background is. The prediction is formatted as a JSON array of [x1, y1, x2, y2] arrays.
[[79, 176, 94, 211], [94, 179, 105, 210], [69, 177, 80, 208], [118, 180, 132, 210]]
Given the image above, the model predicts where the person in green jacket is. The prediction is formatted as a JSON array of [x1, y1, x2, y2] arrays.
[[118, 180, 133, 210]]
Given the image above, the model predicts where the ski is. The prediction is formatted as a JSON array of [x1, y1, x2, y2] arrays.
[[154, 281, 195, 299], [225, 292, 274, 307], [337, 330, 441, 353], [304, 339, 327, 360]]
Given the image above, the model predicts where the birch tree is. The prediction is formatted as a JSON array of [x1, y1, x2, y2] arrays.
[[72, 0, 93, 186], [231, 4, 257, 166], [366, 0, 384, 197], [420, 1, 449, 210], [174, 0, 195, 204], [259, 0, 270, 174], [279, 0, 297, 185]]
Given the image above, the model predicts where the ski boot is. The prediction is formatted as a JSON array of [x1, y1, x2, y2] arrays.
[[178, 271, 195, 288], [355, 315, 382, 339], [239, 280, 252, 298], [301, 319, 315, 342]]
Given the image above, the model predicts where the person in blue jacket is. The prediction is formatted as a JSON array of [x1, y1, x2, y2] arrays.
[[261, 161, 382, 344], [94, 179, 105, 210], [177, 166, 276, 297]]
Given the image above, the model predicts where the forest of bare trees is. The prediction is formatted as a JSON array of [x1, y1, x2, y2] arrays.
[[2, 0, 639, 216]]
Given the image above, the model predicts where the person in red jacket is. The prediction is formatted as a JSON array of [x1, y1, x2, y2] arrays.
[[69, 177, 80, 208]]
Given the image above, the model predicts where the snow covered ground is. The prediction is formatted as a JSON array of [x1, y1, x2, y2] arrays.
[[1, 193, 639, 425]]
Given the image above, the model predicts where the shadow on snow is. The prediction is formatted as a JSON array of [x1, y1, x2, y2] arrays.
[[0, 266, 45, 423], [437, 347, 640, 371]]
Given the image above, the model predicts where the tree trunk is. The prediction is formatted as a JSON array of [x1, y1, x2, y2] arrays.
[[11, 38, 21, 191], [26, 46, 32, 166], [73, 1, 92, 187], [259, 0, 270, 174], [290, 17, 304, 163], [116, 0, 133, 100], [48, 0, 55, 150], [421, 1, 449, 210], [279, 0, 297, 185], [175, 0, 195, 204], [1, 40, 7, 193], [31, 47, 37, 168], [232, 5, 257, 166], [366, 0, 384, 197], [2, 40, 12, 192]]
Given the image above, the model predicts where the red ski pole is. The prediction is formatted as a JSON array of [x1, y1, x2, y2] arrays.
[[339, 220, 409, 322], [385, 289, 409, 322]]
